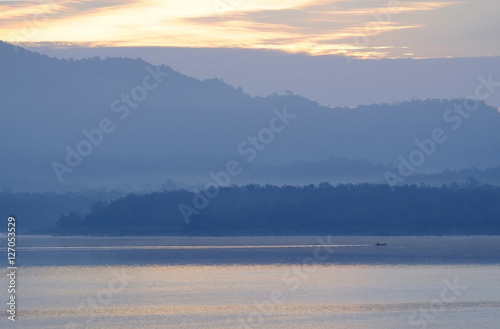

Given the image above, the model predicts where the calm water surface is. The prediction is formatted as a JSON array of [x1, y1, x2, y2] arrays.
[[2, 236, 499, 328]]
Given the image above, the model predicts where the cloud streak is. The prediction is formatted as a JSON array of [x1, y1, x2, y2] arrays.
[[0, 0, 496, 58]]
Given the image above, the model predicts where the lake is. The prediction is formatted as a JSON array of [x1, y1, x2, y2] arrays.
[[2, 235, 500, 328]]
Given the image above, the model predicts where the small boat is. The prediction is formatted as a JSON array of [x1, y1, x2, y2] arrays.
[[375, 242, 387, 246]]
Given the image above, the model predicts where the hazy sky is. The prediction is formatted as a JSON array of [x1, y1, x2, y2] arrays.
[[1, 0, 499, 59]]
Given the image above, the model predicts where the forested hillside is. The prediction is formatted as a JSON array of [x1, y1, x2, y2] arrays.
[[54, 183, 500, 235]]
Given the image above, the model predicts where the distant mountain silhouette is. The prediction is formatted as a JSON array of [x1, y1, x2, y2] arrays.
[[2, 41, 500, 192], [31, 46, 500, 109]]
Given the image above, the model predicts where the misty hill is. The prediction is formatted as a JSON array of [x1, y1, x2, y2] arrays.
[[33, 46, 500, 109], [2, 41, 500, 192], [404, 165, 500, 186], [53, 184, 500, 236], [3, 163, 500, 234], [0, 190, 123, 233]]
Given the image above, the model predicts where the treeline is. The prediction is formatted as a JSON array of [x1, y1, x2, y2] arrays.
[[54, 183, 500, 235]]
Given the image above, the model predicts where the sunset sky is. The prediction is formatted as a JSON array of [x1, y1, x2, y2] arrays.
[[1, 0, 499, 59]]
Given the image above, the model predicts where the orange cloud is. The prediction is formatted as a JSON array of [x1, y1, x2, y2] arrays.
[[0, 0, 459, 58]]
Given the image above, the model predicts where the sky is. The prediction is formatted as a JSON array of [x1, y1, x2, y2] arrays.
[[1, 0, 499, 59]]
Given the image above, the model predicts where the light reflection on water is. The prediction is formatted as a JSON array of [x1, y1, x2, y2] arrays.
[[17, 244, 371, 251], [4, 236, 500, 328], [14, 264, 500, 329]]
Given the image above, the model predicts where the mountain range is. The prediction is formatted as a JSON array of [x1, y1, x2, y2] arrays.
[[1, 41, 500, 192]]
